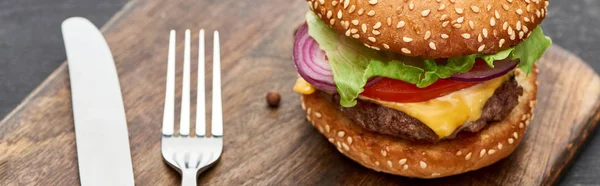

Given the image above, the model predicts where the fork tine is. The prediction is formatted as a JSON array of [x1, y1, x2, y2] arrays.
[[196, 29, 206, 137], [211, 31, 223, 137], [162, 30, 176, 136], [180, 29, 191, 136]]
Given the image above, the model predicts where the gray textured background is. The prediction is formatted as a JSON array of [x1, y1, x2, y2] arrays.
[[0, 0, 598, 185]]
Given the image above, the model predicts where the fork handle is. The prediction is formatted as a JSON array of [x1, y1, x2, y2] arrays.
[[181, 169, 198, 186]]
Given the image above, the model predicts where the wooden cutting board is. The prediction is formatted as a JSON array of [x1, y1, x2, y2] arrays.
[[1, 0, 599, 185]]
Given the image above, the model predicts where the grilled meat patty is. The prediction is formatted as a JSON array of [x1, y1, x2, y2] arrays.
[[322, 77, 523, 143]]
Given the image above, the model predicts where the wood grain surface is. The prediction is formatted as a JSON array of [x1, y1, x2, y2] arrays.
[[1, 0, 599, 185]]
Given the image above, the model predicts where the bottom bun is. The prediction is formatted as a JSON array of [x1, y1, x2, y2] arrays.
[[301, 67, 538, 178]]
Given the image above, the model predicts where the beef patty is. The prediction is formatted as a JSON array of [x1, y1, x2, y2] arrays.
[[322, 77, 523, 143]]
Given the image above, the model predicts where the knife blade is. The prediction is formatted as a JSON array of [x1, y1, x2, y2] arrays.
[[62, 17, 134, 186]]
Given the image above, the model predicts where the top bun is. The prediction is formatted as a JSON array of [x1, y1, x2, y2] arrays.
[[306, 0, 549, 58]]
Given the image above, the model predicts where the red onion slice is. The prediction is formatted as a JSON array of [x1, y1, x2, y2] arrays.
[[449, 58, 519, 82], [293, 23, 381, 92]]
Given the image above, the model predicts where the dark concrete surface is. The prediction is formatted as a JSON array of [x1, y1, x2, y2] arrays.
[[0, 0, 598, 185]]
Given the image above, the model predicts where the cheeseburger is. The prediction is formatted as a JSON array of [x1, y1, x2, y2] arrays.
[[292, 0, 552, 178]]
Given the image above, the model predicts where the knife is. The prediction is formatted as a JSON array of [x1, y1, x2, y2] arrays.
[[62, 17, 134, 186]]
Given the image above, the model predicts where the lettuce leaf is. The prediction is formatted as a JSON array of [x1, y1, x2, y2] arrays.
[[305, 12, 551, 107]]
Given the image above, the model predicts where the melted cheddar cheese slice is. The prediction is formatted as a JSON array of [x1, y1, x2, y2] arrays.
[[293, 75, 510, 138]]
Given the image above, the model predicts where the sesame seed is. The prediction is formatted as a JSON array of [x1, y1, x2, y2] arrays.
[[499, 38, 505, 47], [368, 0, 378, 5], [508, 138, 514, 144], [480, 149, 486, 157], [342, 143, 350, 151], [361, 24, 367, 33], [387, 160, 393, 168], [507, 0, 513, 2], [519, 122, 524, 128], [315, 112, 322, 118], [478, 45, 485, 52], [503, 4, 510, 10], [346, 137, 353, 145], [329, 19, 336, 25], [453, 24, 462, 28], [516, 9, 523, 15], [381, 149, 387, 157], [337, 10, 343, 19], [350, 28, 358, 34], [403, 37, 413, 42], [440, 14, 448, 21], [456, 151, 462, 156], [465, 152, 472, 160], [488, 149, 496, 155], [519, 31, 524, 39], [375, 161, 380, 166], [457, 17, 464, 23], [513, 132, 519, 139], [332, 0, 338, 6], [403, 164, 408, 170], [471, 6, 480, 12], [396, 21, 406, 28], [469, 21, 475, 29], [490, 17, 496, 26], [429, 42, 437, 50], [358, 8, 365, 15], [328, 138, 334, 143], [495, 10, 501, 19], [325, 124, 330, 132], [368, 37, 376, 42], [352, 20, 359, 25], [387, 17, 392, 26], [450, 0, 456, 3], [498, 143, 503, 149], [493, 29, 498, 37], [420, 161, 427, 169], [301, 101, 306, 110], [442, 21, 449, 27], [527, 5, 531, 12], [503, 22, 508, 30], [367, 10, 376, 16], [481, 28, 487, 38], [326, 10, 333, 19], [373, 22, 382, 29], [399, 158, 407, 165], [401, 48, 411, 54], [525, 0, 530, 3], [336, 141, 341, 148], [318, 0, 324, 5], [432, 173, 441, 177], [441, 34, 449, 38], [424, 31, 431, 40], [510, 33, 516, 40], [307, 1, 313, 11], [487, 4, 492, 11], [352, 34, 359, 38], [382, 43, 389, 49], [421, 9, 431, 17], [478, 34, 483, 42], [372, 30, 381, 35], [461, 33, 471, 39], [344, 0, 350, 9], [536, 9, 541, 18], [409, 2, 415, 10], [307, 108, 312, 114], [371, 46, 380, 51], [342, 21, 350, 29], [455, 8, 464, 14], [438, 4, 445, 10], [436, 0, 441, 2], [349, 5, 356, 13]]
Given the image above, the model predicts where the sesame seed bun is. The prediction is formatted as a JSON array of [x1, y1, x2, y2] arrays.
[[306, 0, 549, 58], [300, 67, 538, 178]]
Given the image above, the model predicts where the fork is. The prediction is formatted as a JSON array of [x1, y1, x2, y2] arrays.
[[161, 29, 223, 186]]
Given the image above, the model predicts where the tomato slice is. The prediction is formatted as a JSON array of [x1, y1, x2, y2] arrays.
[[361, 78, 479, 103]]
